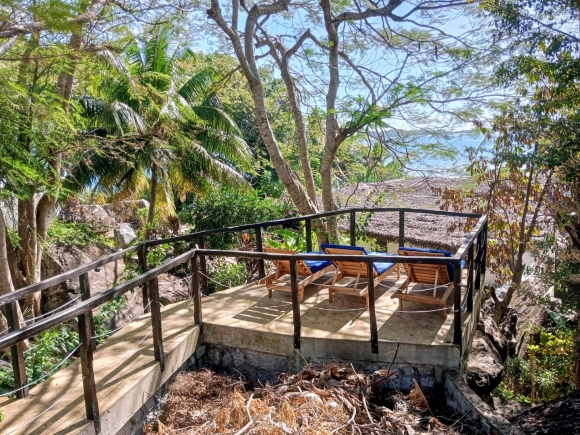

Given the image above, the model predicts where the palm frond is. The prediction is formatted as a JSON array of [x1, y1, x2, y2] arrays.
[[178, 68, 215, 103]]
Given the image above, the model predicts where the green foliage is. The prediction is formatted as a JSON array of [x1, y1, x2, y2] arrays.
[[93, 295, 128, 343], [47, 220, 100, 248], [266, 228, 312, 253], [25, 326, 79, 383], [147, 244, 170, 268], [207, 259, 246, 293], [184, 188, 293, 250], [493, 329, 576, 402]]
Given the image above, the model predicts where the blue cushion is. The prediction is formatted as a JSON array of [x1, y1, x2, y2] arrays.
[[320, 244, 395, 274], [303, 251, 333, 274], [398, 247, 466, 279]]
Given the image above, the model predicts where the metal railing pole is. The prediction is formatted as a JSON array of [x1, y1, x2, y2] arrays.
[[196, 237, 208, 295], [255, 226, 265, 279], [305, 219, 313, 252], [350, 211, 356, 246], [399, 210, 405, 247], [453, 259, 463, 348], [367, 262, 379, 354], [467, 243, 474, 312], [290, 260, 301, 350]]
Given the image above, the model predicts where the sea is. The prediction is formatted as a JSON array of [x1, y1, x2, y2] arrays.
[[399, 132, 489, 176]]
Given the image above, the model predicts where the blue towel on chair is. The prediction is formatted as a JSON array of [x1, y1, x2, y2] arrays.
[[320, 243, 396, 274]]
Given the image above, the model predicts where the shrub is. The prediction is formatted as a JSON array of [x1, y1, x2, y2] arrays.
[[182, 188, 294, 250], [207, 259, 246, 293], [493, 328, 576, 402]]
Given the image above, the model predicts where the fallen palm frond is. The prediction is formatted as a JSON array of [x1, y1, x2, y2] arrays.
[[143, 363, 468, 434]]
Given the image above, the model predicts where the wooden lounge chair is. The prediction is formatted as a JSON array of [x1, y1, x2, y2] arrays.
[[320, 243, 401, 307], [261, 247, 335, 302], [391, 247, 465, 318]]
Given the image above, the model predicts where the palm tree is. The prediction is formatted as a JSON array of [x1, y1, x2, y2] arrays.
[[69, 27, 252, 238]]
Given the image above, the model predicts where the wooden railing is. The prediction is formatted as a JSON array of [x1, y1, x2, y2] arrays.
[[0, 208, 487, 434]]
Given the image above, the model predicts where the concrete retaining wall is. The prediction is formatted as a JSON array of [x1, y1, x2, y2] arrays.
[[445, 371, 522, 435], [204, 342, 450, 394]]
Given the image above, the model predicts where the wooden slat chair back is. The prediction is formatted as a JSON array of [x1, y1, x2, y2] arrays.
[[260, 247, 335, 303], [391, 248, 456, 318], [321, 244, 400, 308]]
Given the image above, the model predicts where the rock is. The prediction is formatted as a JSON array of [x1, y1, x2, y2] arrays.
[[114, 223, 137, 249], [59, 204, 116, 228], [492, 397, 534, 421], [41, 244, 125, 313], [464, 331, 503, 396], [110, 273, 190, 330], [512, 390, 580, 435], [104, 200, 149, 227], [501, 276, 551, 358], [477, 315, 508, 361]]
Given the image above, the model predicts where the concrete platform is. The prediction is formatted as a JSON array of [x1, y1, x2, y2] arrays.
[[0, 301, 199, 435], [201, 271, 475, 388]]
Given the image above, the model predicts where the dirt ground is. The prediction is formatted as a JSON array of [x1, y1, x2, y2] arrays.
[[143, 362, 478, 435]]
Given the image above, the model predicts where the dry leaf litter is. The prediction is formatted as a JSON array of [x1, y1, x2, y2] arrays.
[[143, 362, 473, 435]]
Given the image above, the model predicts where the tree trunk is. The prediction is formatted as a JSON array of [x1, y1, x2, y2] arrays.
[[277, 56, 318, 206], [320, 0, 341, 241], [207, 1, 319, 219], [145, 163, 158, 240], [0, 209, 29, 350]]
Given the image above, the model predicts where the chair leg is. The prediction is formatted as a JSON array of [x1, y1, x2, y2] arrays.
[[300, 288, 304, 303], [329, 288, 333, 303], [366, 293, 370, 308], [441, 306, 447, 318], [268, 287, 272, 298], [398, 299, 403, 311]]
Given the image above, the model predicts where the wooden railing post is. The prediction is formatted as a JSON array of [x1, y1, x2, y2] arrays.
[[255, 226, 265, 279], [5, 302, 27, 398], [78, 300, 100, 433], [137, 244, 150, 313], [79, 273, 96, 351], [367, 262, 379, 354], [196, 237, 208, 295], [305, 219, 313, 252], [453, 259, 463, 348], [399, 210, 405, 247], [191, 256, 202, 332], [350, 211, 356, 246], [290, 260, 301, 350], [467, 244, 474, 312], [149, 277, 165, 371]]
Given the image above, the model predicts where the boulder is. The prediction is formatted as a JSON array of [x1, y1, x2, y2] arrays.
[[41, 244, 125, 313], [59, 204, 116, 228], [477, 315, 508, 361], [464, 330, 503, 396], [501, 276, 551, 358], [513, 390, 580, 435], [114, 223, 137, 249], [104, 200, 149, 226]]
